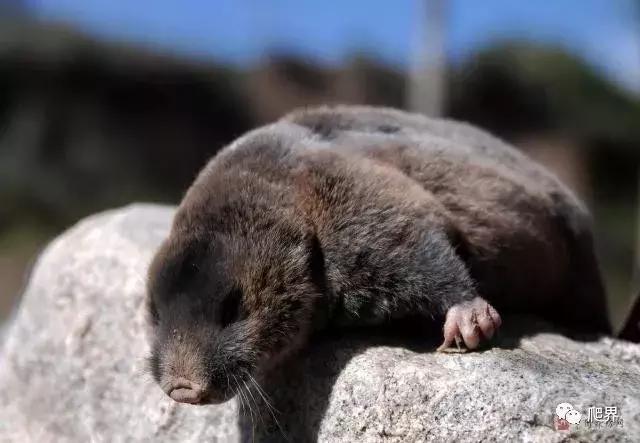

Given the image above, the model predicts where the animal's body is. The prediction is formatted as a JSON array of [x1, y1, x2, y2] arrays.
[[146, 106, 611, 405]]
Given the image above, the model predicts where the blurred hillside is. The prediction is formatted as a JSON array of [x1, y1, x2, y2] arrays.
[[1, 18, 638, 326]]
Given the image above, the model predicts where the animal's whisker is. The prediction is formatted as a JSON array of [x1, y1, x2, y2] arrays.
[[242, 378, 266, 427], [245, 371, 280, 415], [233, 374, 255, 439], [245, 371, 287, 440]]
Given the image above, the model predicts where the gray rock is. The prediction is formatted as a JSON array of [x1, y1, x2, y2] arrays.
[[2, 204, 640, 442], [0, 204, 239, 442], [257, 331, 640, 442]]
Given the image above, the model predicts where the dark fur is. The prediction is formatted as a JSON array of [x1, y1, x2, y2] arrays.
[[146, 105, 611, 403]]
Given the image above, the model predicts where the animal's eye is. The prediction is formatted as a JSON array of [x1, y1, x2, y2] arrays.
[[180, 261, 199, 283], [219, 287, 243, 328], [167, 259, 201, 294]]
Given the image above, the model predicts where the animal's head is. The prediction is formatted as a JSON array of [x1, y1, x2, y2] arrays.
[[146, 177, 323, 404]]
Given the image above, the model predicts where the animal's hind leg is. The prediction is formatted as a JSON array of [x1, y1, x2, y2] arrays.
[[553, 209, 612, 335]]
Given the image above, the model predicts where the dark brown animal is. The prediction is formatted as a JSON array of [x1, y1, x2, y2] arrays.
[[146, 105, 611, 405]]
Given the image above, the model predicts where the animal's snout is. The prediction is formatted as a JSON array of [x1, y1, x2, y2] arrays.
[[164, 377, 205, 404]]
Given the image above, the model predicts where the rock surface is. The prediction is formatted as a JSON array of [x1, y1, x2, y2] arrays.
[[0, 204, 239, 442], [1, 204, 640, 442]]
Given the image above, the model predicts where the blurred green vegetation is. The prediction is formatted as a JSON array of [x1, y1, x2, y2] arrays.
[[448, 43, 640, 140]]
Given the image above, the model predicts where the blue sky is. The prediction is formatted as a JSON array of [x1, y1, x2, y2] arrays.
[[28, 0, 640, 94]]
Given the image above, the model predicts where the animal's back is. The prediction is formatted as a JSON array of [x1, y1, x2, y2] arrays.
[[202, 105, 610, 333], [281, 106, 610, 332]]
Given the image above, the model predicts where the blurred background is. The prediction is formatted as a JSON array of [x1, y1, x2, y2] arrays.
[[0, 1, 639, 330]]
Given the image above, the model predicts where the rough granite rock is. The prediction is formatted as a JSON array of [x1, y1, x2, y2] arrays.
[[0, 204, 240, 442], [1, 204, 640, 442]]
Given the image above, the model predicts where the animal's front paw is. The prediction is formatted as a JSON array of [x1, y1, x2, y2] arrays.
[[437, 296, 502, 352]]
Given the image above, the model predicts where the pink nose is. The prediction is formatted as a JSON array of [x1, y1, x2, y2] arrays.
[[164, 377, 204, 404]]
